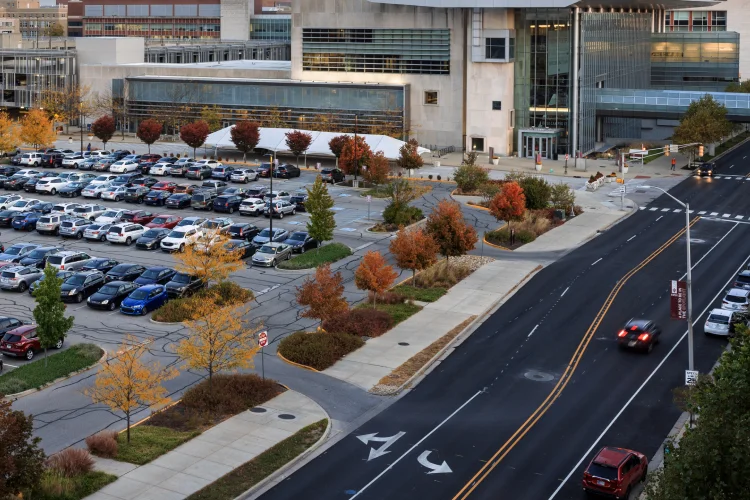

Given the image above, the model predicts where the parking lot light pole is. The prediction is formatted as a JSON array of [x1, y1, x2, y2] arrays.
[[642, 185, 694, 371], [267, 152, 274, 237]]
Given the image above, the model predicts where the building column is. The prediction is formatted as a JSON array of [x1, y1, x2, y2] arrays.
[[571, 6, 580, 156]]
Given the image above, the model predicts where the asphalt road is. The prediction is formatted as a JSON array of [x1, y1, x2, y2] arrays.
[[259, 142, 750, 499]]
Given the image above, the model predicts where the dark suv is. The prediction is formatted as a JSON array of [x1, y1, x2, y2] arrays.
[[274, 164, 301, 178], [213, 195, 243, 213], [165, 273, 205, 298], [186, 165, 213, 180], [124, 186, 150, 204], [320, 168, 345, 183], [191, 191, 217, 210], [41, 152, 64, 168]]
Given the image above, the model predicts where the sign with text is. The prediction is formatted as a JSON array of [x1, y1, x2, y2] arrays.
[[258, 331, 268, 348], [685, 370, 698, 386], [670, 280, 687, 320]]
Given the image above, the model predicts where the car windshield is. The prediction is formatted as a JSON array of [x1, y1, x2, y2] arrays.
[[725, 295, 746, 303], [3, 333, 22, 343], [586, 463, 618, 481], [258, 246, 277, 254], [172, 194, 187, 199], [142, 230, 163, 238], [46, 255, 63, 265], [110, 265, 133, 274], [168, 230, 188, 238], [129, 289, 150, 300], [97, 284, 120, 295], [738, 275, 750, 284], [205, 221, 220, 228], [61, 222, 74, 228], [257, 229, 271, 238], [151, 217, 167, 224], [708, 314, 729, 325], [68, 183, 82, 188], [141, 269, 160, 279], [73, 207, 90, 214], [65, 275, 87, 286], [172, 273, 191, 284], [101, 211, 118, 218], [288, 233, 306, 241], [27, 249, 52, 259], [3, 247, 22, 255]]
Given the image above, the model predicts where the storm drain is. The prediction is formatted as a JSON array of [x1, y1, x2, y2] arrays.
[[524, 370, 555, 382]]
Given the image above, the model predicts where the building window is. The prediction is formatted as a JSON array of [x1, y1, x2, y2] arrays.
[[485, 38, 506, 60], [711, 11, 727, 31], [692, 12, 708, 31], [492, 100, 502, 110], [424, 91, 438, 105], [471, 137, 485, 152], [673, 12, 689, 31]]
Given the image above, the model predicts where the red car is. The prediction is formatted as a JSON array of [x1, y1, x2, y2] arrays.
[[152, 181, 177, 192], [146, 214, 183, 229], [0, 324, 64, 361], [121, 210, 156, 225], [582, 447, 647, 499], [174, 184, 200, 195]]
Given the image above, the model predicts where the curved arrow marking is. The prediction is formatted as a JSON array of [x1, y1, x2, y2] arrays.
[[356, 432, 405, 461], [418, 450, 452, 474]]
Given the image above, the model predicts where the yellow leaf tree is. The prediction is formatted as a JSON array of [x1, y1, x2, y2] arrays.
[[40, 84, 92, 134], [0, 111, 20, 153], [85, 335, 178, 442], [172, 232, 244, 285], [176, 296, 260, 386], [20, 109, 56, 150]]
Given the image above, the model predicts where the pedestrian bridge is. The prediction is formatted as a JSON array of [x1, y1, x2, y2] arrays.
[[595, 89, 750, 121]]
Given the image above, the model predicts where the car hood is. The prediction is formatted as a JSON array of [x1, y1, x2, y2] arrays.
[[60, 283, 81, 292], [19, 256, 43, 265], [133, 277, 155, 285], [137, 236, 161, 243], [252, 236, 270, 244], [252, 253, 275, 261], [0, 253, 19, 261], [288, 240, 305, 247], [89, 291, 117, 301], [121, 297, 146, 307]]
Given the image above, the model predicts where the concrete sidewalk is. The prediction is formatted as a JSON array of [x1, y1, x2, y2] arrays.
[[322, 189, 635, 392], [85, 390, 327, 500]]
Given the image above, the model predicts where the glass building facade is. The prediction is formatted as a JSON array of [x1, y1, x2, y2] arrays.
[[249, 15, 291, 41]]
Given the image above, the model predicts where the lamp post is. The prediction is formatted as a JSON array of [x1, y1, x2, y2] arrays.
[[353, 113, 359, 184], [79, 101, 84, 154], [642, 185, 694, 371], [267, 152, 274, 237]]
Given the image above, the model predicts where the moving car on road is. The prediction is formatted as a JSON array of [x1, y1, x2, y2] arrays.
[[697, 162, 717, 177], [617, 319, 661, 353], [120, 284, 169, 315], [582, 447, 647, 500], [87, 280, 141, 311], [251, 243, 292, 267]]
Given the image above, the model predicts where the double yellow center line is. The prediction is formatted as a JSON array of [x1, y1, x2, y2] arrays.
[[452, 217, 700, 500]]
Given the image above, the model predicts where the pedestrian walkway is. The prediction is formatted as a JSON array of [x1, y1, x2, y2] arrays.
[[85, 390, 327, 500]]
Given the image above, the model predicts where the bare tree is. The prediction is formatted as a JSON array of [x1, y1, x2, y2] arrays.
[[162, 84, 197, 138], [92, 89, 128, 139]]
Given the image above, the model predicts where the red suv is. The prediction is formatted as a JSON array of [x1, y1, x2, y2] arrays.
[[0, 324, 64, 361], [582, 447, 647, 499]]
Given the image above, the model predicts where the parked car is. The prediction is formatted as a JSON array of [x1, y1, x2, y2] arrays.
[[176, 216, 207, 228], [211, 166, 235, 181], [0, 243, 39, 263], [110, 173, 141, 188], [616, 319, 661, 353], [83, 223, 113, 242], [58, 182, 89, 198], [136, 228, 171, 250], [195, 159, 222, 169], [90, 174, 119, 186], [120, 284, 169, 316], [8, 199, 41, 212], [213, 195, 243, 214], [95, 209, 126, 224], [134, 266, 176, 286], [0, 210, 16, 227], [161, 227, 202, 253], [734, 270, 750, 290], [264, 200, 297, 218], [0, 265, 44, 292], [51, 202, 81, 215], [246, 186, 268, 198], [124, 186, 150, 204], [186, 165, 213, 180], [35, 213, 67, 235], [33, 177, 65, 196], [60, 270, 105, 303], [228, 222, 261, 241], [29, 270, 75, 295], [72, 204, 107, 221], [203, 217, 233, 237], [263, 190, 291, 203], [320, 168, 345, 183], [274, 164, 301, 179], [199, 180, 228, 195], [131, 177, 159, 189], [166, 193, 192, 208], [41, 152, 65, 167], [46, 251, 93, 271], [93, 158, 116, 172], [256, 163, 273, 178], [59, 218, 92, 239], [286, 231, 318, 253], [230, 168, 258, 183], [239, 197, 266, 216], [148, 161, 175, 176], [81, 258, 120, 274], [27, 202, 54, 214], [290, 191, 309, 211], [251, 228, 289, 247], [582, 447, 647, 499], [78, 157, 98, 171], [191, 191, 217, 210], [107, 223, 146, 245], [82, 182, 114, 199], [137, 154, 162, 172], [151, 181, 177, 193], [19, 246, 63, 269], [165, 273, 204, 298], [0, 317, 28, 336], [87, 280, 141, 311], [21, 175, 46, 193], [146, 214, 182, 229], [0, 194, 22, 209], [4, 174, 34, 190], [0, 324, 63, 360], [252, 243, 292, 267], [722, 288, 750, 312], [62, 154, 85, 168], [122, 210, 155, 225], [11, 211, 43, 231], [704, 308, 747, 337], [19, 152, 43, 167], [109, 160, 139, 173], [144, 190, 172, 206], [105, 263, 147, 283], [224, 239, 256, 259]]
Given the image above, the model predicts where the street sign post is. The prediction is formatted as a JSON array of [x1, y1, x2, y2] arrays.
[[258, 330, 268, 380], [670, 280, 688, 320], [366, 195, 372, 219], [685, 369, 698, 386]]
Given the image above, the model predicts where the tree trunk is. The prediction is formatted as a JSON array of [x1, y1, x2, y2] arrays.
[[296, 154, 299, 168], [126, 412, 131, 442], [413, 269, 417, 288], [44, 347, 48, 367], [147, 143, 151, 154], [243, 151, 246, 162]]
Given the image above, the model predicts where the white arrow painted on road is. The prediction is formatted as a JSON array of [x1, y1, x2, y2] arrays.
[[417, 450, 452, 474], [357, 432, 405, 461]]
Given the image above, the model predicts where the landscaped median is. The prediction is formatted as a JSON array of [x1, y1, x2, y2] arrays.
[[151, 281, 253, 323], [0, 343, 104, 396], [276, 242, 352, 270]]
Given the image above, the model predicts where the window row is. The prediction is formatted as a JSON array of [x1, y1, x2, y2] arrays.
[[665, 11, 726, 31], [302, 53, 450, 75]]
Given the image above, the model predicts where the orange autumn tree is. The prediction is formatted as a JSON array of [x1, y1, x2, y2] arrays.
[[489, 181, 526, 231], [176, 296, 260, 386], [362, 150, 391, 186], [85, 335, 178, 442], [296, 263, 349, 323], [340, 135, 372, 180], [20, 108, 56, 150], [355, 250, 398, 305], [389, 226, 439, 286], [172, 232, 244, 285], [426, 199, 478, 262]]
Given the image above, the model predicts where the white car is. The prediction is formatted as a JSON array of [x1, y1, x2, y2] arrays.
[[51, 202, 81, 215], [72, 204, 108, 221], [7, 199, 40, 212], [95, 209, 126, 224], [89, 175, 118, 186], [149, 163, 172, 176], [35, 177, 70, 195], [18, 153, 43, 166], [109, 160, 139, 173], [230, 168, 258, 183], [106, 223, 145, 245], [16, 169, 42, 177], [82, 182, 113, 199], [704, 308, 739, 336], [0, 194, 23, 209], [239, 198, 266, 216], [87, 150, 111, 158], [195, 159, 222, 169], [161, 226, 202, 252], [100, 186, 129, 201], [722, 288, 750, 312], [61, 154, 85, 168]]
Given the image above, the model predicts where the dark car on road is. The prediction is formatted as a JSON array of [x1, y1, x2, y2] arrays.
[[191, 191, 217, 210], [228, 222, 261, 241], [213, 195, 243, 214], [144, 190, 172, 206], [105, 263, 147, 283], [124, 186, 150, 204], [166, 193, 192, 208], [87, 280, 141, 311], [617, 318, 661, 353], [697, 162, 716, 177], [165, 273, 204, 298], [58, 181, 90, 198], [273, 164, 301, 179], [136, 228, 171, 250], [186, 165, 213, 180], [19, 246, 63, 269], [134, 266, 177, 286], [81, 258, 120, 274], [286, 231, 318, 253], [121, 210, 155, 225], [60, 270, 105, 303], [320, 168, 345, 183]]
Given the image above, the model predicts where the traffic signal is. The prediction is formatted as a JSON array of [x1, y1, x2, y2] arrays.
[[698, 145, 704, 157], [664, 145, 669, 157]]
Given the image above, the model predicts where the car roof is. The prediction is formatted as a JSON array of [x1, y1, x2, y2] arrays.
[[4, 266, 28, 273], [6, 324, 36, 336], [593, 447, 632, 467], [55, 250, 84, 257], [139, 284, 164, 291], [146, 266, 171, 271], [709, 308, 733, 317], [72, 270, 103, 277], [624, 318, 651, 329], [740, 270, 750, 277], [727, 288, 750, 298]]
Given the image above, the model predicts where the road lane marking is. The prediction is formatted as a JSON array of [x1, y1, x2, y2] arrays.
[[549, 247, 750, 499], [4, 363, 18, 368], [626, 235, 636, 242], [591, 258, 602, 266], [737, 215, 745, 220], [351, 390, 484, 499], [698, 211, 707, 215], [680, 222, 738, 278], [673, 209, 681, 213], [639, 206, 646, 210], [452, 219, 699, 500], [560, 287, 569, 297], [649, 207, 658, 211], [730, 164, 735, 168], [711, 212, 719, 216], [354, 242, 374, 251], [661, 208, 670, 212], [528, 325, 539, 338], [656, 216, 663, 221], [723, 213, 731, 218]]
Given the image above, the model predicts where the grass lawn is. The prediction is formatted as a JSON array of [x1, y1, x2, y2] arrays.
[[277, 242, 352, 270], [116, 425, 201, 465], [30, 471, 118, 500], [0, 343, 103, 395], [393, 284, 447, 303], [358, 302, 422, 325], [361, 187, 390, 198], [186, 420, 327, 500]]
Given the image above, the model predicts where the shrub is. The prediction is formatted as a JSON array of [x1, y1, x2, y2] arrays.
[[486, 228, 537, 245], [278, 331, 365, 371], [453, 164, 489, 193], [151, 298, 200, 322], [323, 308, 393, 338], [428, 174, 433, 180], [550, 182, 576, 210], [152, 281, 253, 322], [46, 448, 94, 478], [368, 290, 407, 305], [518, 176, 552, 210], [382, 203, 423, 226], [414, 260, 472, 288], [479, 182, 501, 203], [180, 374, 281, 416], [437, 175, 441, 180], [85, 431, 118, 458], [205, 280, 254, 306], [38, 470, 74, 497]]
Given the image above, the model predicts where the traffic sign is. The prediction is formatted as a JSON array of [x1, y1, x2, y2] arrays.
[[366, 195, 372, 203], [670, 144, 679, 153], [258, 330, 268, 348], [685, 369, 699, 386]]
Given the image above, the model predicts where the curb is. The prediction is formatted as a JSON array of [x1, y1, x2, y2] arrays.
[[4, 346, 107, 401], [483, 236, 511, 251], [235, 396, 332, 500], [706, 135, 750, 163], [467, 202, 490, 211], [148, 318, 183, 325], [276, 349, 320, 373]]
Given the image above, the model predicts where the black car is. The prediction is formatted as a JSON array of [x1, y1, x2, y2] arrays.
[[166, 193, 192, 208], [131, 177, 159, 189], [698, 162, 716, 176], [224, 239, 256, 259], [81, 258, 120, 274], [286, 231, 318, 253], [29, 270, 75, 295], [0, 165, 19, 176], [4, 174, 28, 190], [124, 186, 150, 204], [228, 223, 261, 241], [144, 190, 172, 206], [617, 319, 661, 353], [22, 176, 45, 193], [186, 165, 213, 180], [0, 316, 27, 335], [320, 168, 345, 183], [134, 266, 176, 286], [41, 152, 65, 167], [222, 187, 250, 199], [256, 163, 273, 178], [165, 273, 204, 298], [111, 173, 141, 187], [59, 181, 89, 197], [87, 280, 141, 311], [213, 195, 243, 213], [27, 202, 54, 214], [60, 270, 105, 303], [105, 263, 147, 283], [18, 246, 63, 269], [136, 228, 171, 250], [290, 192, 309, 211], [0, 210, 16, 227], [274, 164, 301, 179]]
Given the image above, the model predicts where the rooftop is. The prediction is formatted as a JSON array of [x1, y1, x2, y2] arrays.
[[368, 0, 723, 8], [120, 60, 292, 70]]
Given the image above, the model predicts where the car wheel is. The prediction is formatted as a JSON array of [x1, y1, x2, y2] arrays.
[[108, 301, 116, 311], [76, 231, 83, 239], [286, 252, 291, 260], [292, 208, 296, 215], [115, 196, 121, 202], [100, 234, 106, 242], [229, 207, 234, 214], [76, 292, 83, 303], [54, 338, 63, 349], [54, 227, 59, 236], [141, 306, 148, 316], [74, 163, 78, 168], [243, 178, 248, 184], [279, 212, 284, 219], [18, 281, 27, 292], [96, 193, 102, 198], [641, 469, 647, 483], [179, 244, 185, 252], [125, 237, 132, 246], [271, 259, 277, 267], [51, 188, 56, 195], [25, 349, 34, 361]]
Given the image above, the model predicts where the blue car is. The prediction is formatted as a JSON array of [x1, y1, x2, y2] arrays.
[[133, 266, 176, 286], [11, 212, 43, 231], [120, 284, 168, 316]]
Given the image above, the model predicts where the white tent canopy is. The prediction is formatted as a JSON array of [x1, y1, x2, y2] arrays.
[[204, 126, 429, 160]]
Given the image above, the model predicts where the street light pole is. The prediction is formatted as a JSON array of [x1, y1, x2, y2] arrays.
[[79, 102, 83, 153], [643, 185, 694, 371], [267, 152, 274, 237]]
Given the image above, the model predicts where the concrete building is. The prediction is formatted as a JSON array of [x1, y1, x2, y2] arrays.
[[0, 0, 67, 39]]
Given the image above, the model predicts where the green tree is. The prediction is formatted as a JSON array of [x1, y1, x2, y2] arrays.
[[645, 324, 750, 500], [200, 105, 223, 132], [32, 266, 74, 366], [672, 95, 733, 150], [725, 80, 750, 93], [306, 176, 336, 248]]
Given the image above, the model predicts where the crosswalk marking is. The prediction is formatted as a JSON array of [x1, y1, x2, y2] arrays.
[[661, 208, 671, 212], [723, 214, 731, 218], [673, 209, 682, 213], [737, 215, 745, 220], [645, 207, 750, 220], [639, 206, 646, 210], [698, 211, 707, 215], [649, 207, 658, 211], [711, 212, 719, 216]]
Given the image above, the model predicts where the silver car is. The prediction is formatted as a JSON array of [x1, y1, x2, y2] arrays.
[[230, 168, 258, 183], [251, 228, 288, 247], [0, 265, 44, 292], [264, 200, 296, 219], [82, 182, 113, 199], [59, 218, 93, 239], [0, 194, 22, 209], [46, 251, 94, 271], [722, 288, 750, 312], [704, 308, 746, 337], [72, 204, 108, 221], [251, 243, 292, 267], [83, 223, 113, 242]]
